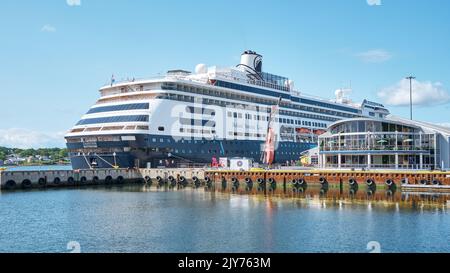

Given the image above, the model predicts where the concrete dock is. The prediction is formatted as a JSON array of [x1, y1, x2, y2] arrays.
[[0, 168, 206, 190]]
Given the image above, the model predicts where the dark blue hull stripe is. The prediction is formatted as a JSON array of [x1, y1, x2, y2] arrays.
[[67, 134, 316, 169]]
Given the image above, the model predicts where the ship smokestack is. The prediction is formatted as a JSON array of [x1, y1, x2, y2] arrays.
[[237, 50, 263, 76]]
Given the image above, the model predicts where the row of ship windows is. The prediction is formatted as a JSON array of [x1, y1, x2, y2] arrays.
[[179, 128, 216, 134], [169, 149, 302, 156], [70, 125, 149, 134], [157, 93, 342, 122], [179, 118, 216, 127], [67, 136, 122, 143], [186, 106, 215, 116], [228, 132, 267, 138], [86, 103, 149, 114], [280, 119, 326, 128], [227, 111, 327, 128], [162, 82, 359, 118], [76, 115, 149, 126], [228, 112, 269, 121], [214, 80, 360, 114], [146, 138, 308, 148]]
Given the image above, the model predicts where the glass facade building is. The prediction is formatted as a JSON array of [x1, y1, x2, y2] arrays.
[[318, 118, 440, 170]]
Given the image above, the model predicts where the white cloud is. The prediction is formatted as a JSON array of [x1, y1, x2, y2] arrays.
[[41, 24, 56, 32], [378, 79, 450, 106], [355, 49, 392, 63], [66, 0, 81, 6], [0, 129, 66, 149], [367, 0, 381, 6]]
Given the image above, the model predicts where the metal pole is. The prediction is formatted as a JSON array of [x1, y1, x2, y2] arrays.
[[406, 76, 416, 120]]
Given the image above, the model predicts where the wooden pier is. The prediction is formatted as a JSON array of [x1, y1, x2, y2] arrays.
[[203, 169, 450, 193]]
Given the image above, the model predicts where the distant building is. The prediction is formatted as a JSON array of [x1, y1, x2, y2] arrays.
[[300, 147, 319, 166], [4, 154, 25, 165], [318, 116, 450, 170], [0, 159, 4, 166]]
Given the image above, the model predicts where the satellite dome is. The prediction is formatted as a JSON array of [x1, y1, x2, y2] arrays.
[[195, 64, 207, 74], [335, 89, 344, 99], [288, 80, 295, 89]]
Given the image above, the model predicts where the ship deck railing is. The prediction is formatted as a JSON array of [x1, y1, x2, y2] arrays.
[[105, 73, 357, 109]]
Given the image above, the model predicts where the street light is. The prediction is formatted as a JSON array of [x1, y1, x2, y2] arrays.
[[405, 75, 416, 120]]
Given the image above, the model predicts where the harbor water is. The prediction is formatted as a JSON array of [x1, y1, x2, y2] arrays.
[[1, 185, 449, 253]]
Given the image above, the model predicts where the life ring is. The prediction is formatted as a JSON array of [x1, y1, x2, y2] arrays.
[[319, 177, 327, 184], [80, 177, 87, 183], [144, 176, 152, 183], [92, 176, 99, 183], [257, 178, 264, 184], [67, 177, 75, 184], [401, 178, 408, 185], [245, 177, 252, 184], [298, 178, 306, 185], [168, 176, 175, 182], [292, 179, 298, 185]]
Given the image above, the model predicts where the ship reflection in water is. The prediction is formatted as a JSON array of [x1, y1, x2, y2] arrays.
[[1, 184, 449, 253]]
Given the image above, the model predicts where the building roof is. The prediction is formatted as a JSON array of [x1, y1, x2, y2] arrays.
[[321, 115, 450, 138], [327, 117, 421, 130], [386, 115, 450, 137]]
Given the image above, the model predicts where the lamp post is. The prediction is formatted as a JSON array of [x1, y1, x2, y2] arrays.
[[405, 76, 416, 120]]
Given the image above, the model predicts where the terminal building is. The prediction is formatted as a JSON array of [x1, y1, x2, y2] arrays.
[[318, 116, 450, 170]]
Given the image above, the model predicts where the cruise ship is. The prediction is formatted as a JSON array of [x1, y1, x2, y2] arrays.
[[65, 50, 390, 169]]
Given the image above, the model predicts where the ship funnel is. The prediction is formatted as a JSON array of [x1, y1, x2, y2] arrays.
[[237, 50, 262, 74]]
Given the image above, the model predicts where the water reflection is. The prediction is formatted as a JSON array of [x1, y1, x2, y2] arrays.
[[1, 183, 449, 253], [133, 182, 450, 211]]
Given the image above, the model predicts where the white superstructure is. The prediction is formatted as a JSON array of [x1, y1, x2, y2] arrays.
[[65, 50, 390, 169]]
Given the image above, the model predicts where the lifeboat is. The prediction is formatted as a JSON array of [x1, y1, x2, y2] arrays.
[[313, 129, 326, 135], [296, 128, 311, 134]]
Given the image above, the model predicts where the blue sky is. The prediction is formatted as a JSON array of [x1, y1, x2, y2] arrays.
[[1, 0, 450, 148]]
